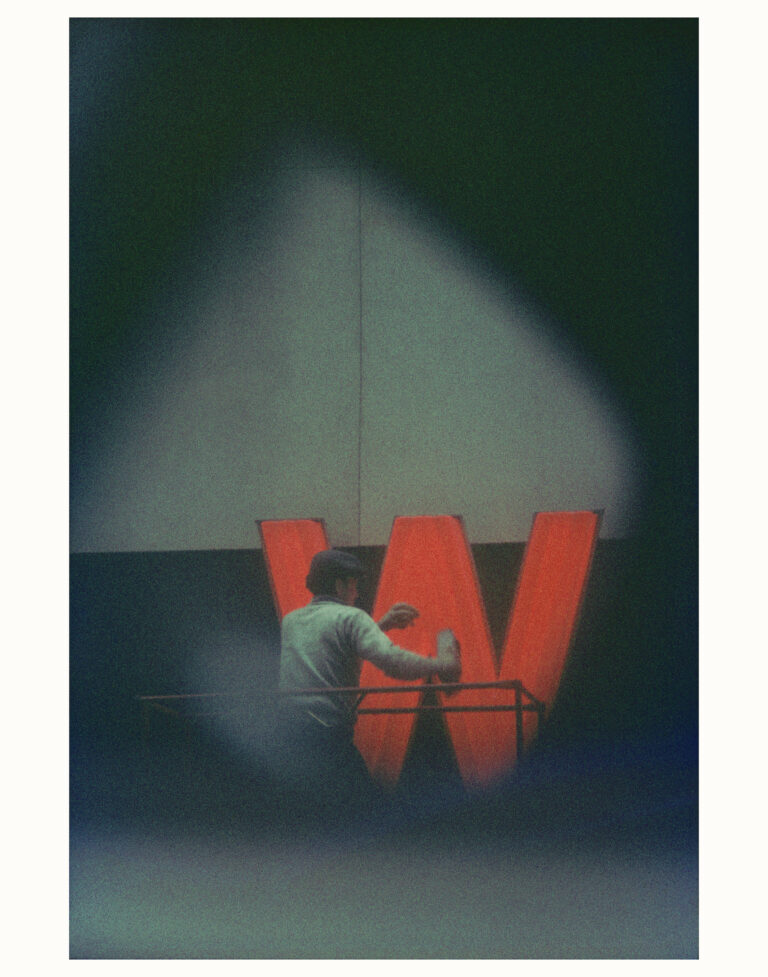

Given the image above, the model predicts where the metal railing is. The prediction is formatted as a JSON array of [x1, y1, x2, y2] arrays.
[[137, 679, 546, 761]]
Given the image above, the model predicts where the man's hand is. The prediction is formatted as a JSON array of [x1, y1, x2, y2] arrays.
[[436, 628, 461, 690], [378, 603, 420, 631]]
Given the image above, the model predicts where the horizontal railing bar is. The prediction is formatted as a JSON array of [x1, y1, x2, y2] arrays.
[[137, 679, 533, 701], [143, 701, 541, 718], [357, 704, 541, 714]]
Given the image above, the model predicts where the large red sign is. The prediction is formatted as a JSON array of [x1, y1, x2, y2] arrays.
[[260, 512, 599, 789]]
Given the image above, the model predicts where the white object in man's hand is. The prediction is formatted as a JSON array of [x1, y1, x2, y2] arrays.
[[378, 603, 420, 631], [436, 628, 462, 686]]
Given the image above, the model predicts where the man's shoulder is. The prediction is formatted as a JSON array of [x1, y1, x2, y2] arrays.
[[326, 603, 374, 628], [283, 600, 371, 623], [311, 602, 377, 634]]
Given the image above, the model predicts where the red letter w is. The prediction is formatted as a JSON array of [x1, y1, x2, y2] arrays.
[[259, 512, 600, 790]]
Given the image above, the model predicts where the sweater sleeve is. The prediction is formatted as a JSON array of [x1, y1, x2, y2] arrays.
[[348, 610, 437, 680]]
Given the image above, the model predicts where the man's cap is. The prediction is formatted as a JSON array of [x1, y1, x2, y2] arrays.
[[305, 548, 365, 594]]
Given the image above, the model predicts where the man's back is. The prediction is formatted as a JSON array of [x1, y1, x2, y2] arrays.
[[279, 596, 369, 728]]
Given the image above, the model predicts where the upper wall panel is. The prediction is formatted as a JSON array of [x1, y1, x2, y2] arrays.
[[71, 150, 641, 553], [70, 164, 362, 552], [359, 173, 640, 544]]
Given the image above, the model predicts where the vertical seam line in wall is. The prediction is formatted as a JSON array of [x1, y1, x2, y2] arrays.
[[357, 160, 363, 547]]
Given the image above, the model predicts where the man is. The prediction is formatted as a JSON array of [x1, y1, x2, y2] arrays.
[[274, 548, 461, 815]]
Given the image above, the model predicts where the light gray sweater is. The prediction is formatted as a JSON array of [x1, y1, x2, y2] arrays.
[[279, 596, 436, 728]]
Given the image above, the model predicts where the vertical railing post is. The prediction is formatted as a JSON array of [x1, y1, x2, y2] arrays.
[[515, 682, 524, 762]]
